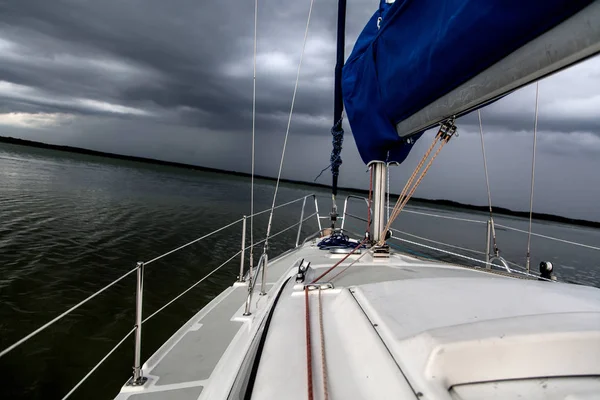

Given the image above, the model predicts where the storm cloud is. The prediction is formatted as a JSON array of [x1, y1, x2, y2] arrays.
[[0, 0, 599, 220]]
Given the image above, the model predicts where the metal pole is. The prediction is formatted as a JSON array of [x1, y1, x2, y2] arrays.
[[243, 275, 253, 316], [341, 196, 349, 230], [526, 82, 540, 275], [296, 197, 307, 247], [239, 216, 247, 282], [259, 253, 268, 296], [128, 261, 147, 386], [244, 253, 264, 316], [313, 195, 322, 231], [249, 254, 254, 286], [371, 162, 387, 242], [485, 220, 491, 269]]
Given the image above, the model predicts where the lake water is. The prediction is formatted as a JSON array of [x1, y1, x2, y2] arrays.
[[1, 142, 598, 399]]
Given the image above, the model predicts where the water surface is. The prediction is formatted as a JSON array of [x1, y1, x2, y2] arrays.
[[0, 143, 598, 399]]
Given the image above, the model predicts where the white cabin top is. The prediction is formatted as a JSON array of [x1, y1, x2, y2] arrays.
[[249, 251, 600, 400]]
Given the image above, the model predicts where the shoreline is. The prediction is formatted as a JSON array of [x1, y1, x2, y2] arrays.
[[1, 135, 598, 229]]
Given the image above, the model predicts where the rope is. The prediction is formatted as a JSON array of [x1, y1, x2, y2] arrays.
[[62, 328, 136, 399], [382, 128, 453, 242], [367, 166, 373, 234], [392, 240, 542, 281], [389, 236, 554, 282], [399, 207, 486, 225], [144, 217, 244, 265], [0, 196, 310, 360], [495, 223, 600, 251], [390, 136, 447, 224], [314, 114, 344, 228], [526, 81, 539, 273], [388, 241, 434, 260], [349, 220, 531, 272], [478, 110, 499, 256], [311, 238, 368, 283], [313, 115, 343, 182], [388, 205, 600, 253], [393, 229, 486, 256], [391, 137, 448, 224], [250, 195, 312, 218], [330, 114, 344, 180], [361, 221, 591, 285], [0, 266, 137, 359], [318, 288, 329, 400], [250, 0, 258, 277], [313, 165, 331, 182], [263, 0, 315, 250], [384, 131, 442, 234], [317, 231, 364, 250], [386, 131, 441, 227], [478, 110, 493, 218], [142, 250, 242, 324], [331, 0, 346, 193], [501, 257, 530, 272], [386, 163, 390, 225], [393, 206, 600, 252], [305, 287, 314, 400], [329, 247, 372, 282]]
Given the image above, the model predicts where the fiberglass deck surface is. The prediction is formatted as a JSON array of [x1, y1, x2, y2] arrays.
[[115, 247, 297, 400], [115, 242, 518, 400]]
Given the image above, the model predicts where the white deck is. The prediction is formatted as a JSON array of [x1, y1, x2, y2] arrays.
[[115, 238, 600, 400]]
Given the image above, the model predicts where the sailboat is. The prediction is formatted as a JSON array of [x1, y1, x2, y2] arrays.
[[2, 0, 599, 399]]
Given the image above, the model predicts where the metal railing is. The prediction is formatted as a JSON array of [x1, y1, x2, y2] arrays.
[[339, 194, 598, 279], [4, 192, 596, 398], [0, 193, 322, 399], [340, 195, 370, 230]]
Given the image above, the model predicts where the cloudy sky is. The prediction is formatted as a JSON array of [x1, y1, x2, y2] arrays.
[[0, 0, 599, 221]]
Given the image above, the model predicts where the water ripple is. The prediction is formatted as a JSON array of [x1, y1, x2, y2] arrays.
[[0, 143, 598, 399]]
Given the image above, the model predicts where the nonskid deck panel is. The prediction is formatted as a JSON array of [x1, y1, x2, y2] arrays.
[[149, 286, 247, 385], [115, 244, 305, 399]]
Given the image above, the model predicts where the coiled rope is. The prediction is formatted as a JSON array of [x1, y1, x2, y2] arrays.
[[313, 114, 345, 183], [330, 116, 344, 180]]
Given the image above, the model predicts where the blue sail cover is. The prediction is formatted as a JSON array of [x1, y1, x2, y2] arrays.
[[342, 0, 593, 164]]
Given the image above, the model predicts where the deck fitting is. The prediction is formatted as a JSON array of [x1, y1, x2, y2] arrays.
[[372, 244, 390, 258]]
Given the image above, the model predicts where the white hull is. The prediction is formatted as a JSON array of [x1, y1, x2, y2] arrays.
[[115, 235, 600, 400]]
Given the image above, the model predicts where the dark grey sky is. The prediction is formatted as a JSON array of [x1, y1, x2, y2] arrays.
[[0, 0, 599, 221]]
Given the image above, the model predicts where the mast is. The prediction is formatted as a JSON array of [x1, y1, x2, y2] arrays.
[[370, 161, 387, 243], [330, 0, 346, 229]]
